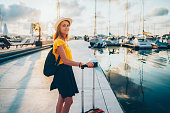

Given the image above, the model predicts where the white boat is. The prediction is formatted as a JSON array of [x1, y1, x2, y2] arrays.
[[89, 37, 107, 48], [152, 40, 168, 49], [89, 37, 99, 47], [93, 39, 107, 48], [131, 0, 152, 50], [132, 38, 152, 49], [106, 37, 120, 46]]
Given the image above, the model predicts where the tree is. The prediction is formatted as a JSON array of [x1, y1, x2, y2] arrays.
[[84, 35, 88, 41], [32, 22, 42, 46]]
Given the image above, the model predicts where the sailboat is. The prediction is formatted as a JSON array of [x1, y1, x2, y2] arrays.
[[132, 0, 152, 50], [122, 0, 132, 46], [89, 0, 107, 48], [151, 33, 169, 49], [152, 40, 168, 49], [132, 35, 152, 50], [105, 0, 120, 46]]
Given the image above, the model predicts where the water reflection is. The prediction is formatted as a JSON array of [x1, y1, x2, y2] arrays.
[[104, 66, 146, 101], [100, 47, 145, 102], [138, 49, 152, 56], [139, 60, 144, 102], [93, 47, 170, 113]]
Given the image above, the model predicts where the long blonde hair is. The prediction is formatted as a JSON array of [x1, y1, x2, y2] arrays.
[[53, 20, 70, 41]]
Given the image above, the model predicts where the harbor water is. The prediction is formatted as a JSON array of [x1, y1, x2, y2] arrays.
[[92, 47, 170, 113]]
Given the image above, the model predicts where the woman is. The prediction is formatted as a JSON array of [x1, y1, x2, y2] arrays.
[[50, 17, 94, 113]]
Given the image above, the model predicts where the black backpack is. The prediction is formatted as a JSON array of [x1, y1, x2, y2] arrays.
[[43, 48, 61, 77]]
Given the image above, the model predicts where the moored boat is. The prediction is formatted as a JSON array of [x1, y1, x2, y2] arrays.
[[132, 38, 152, 50], [152, 40, 168, 49]]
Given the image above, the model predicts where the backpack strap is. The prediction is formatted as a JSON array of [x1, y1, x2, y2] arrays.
[[55, 56, 61, 65], [52, 47, 61, 66]]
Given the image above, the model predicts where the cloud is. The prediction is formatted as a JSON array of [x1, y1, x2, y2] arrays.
[[123, 7, 169, 24], [160, 23, 170, 28], [160, 19, 170, 24], [0, 4, 40, 22], [147, 8, 169, 17], [98, 0, 137, 11], [98, 0, 119, 2], [98, 20, 107, 25], [96, 0, 121, 7], [155, 18, 170, 27], [96, 11, 105, 18], [60, 1, 85, 17]]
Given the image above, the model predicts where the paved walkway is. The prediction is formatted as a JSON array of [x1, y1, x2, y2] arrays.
[[0, 40, 123, 113]]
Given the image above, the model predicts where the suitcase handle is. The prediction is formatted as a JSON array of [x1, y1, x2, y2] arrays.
[[81, 64, 88, 69], [81, 62, 98, 69]]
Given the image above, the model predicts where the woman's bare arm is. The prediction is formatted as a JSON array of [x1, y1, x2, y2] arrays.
[[56, 45, 80, 66], [56, 45, 94, 68]]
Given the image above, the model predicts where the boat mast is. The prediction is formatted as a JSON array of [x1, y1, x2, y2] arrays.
[[142, 0, 144, 38], [154, 23, 155, 35], [57, 0, 60, 19], [138, 11, 142, 35], [133, 21, 134, 35], [124, 12, 126, 36], [126, 0, 128, 39], [118, 24, 119, 36], [94, 0, 97, 36], [166, 24, 167, 34], [0, 8, 3, 33], [109, 0, 111, 36]]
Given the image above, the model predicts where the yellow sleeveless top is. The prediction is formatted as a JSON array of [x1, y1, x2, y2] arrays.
[[53, 38, 73, 64]]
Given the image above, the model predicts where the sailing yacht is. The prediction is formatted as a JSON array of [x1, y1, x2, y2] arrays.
[[89, 36, 107, 48], [130, 0, 153, 50], [152, 40, 168, 49], [106, 36, 120, 46], [132, 35, 152, 50], [89, 0, 107, 48]]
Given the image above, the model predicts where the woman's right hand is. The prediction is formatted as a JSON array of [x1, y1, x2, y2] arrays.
[[85, 62, 94, 68]]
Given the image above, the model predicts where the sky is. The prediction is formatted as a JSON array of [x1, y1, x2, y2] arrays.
[[0, 0, 170, 36]]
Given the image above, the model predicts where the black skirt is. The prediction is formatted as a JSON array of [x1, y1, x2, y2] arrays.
[[50, 64, 79, 98]]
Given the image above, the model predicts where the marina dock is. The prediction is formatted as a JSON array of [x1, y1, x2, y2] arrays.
[[0, 40, 123, 113], [1, 0, 170, 112]]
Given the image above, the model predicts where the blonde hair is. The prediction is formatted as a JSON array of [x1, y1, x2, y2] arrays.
[[53, 20, 70, 41]]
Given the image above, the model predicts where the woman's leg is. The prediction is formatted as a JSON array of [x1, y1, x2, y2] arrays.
[[61, 97, 73, 113], [56, 94, 64, 113]]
